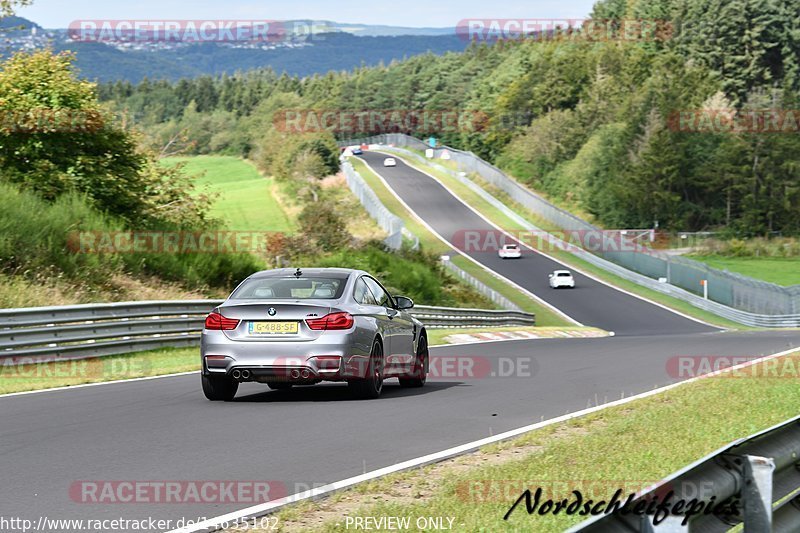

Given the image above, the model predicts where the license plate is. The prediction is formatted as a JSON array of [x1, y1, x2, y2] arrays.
[[248, 321, 299, 335]]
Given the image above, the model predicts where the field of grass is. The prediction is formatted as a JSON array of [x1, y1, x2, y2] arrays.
[[349, 157, 571, 327], [164, 156, 295, 233], [690, 255, 800, 286], [393, 154, 745, 330], [264, 350, 800, 532]]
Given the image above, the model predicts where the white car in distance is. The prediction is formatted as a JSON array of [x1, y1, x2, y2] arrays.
[[549, 270, 575, 289], [383, 158, 397, 167], [498, 244, 522, 259]]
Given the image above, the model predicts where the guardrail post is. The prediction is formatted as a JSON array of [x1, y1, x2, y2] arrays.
[[741, 454, 775, 532]]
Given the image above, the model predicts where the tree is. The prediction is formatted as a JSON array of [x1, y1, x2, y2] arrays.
[[0, 49, 211, 227], [0, 0, 31, 16]]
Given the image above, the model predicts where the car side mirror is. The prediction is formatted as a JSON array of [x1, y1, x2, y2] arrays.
[[394, 296, 414, 310], [548, 273, 554, 278]]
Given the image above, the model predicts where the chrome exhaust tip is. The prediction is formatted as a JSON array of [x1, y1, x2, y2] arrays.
[[241, 369, 251, 380], [290, 369, 301, 379], [231, 369, 241, 379], [300, 369, 310, 379]]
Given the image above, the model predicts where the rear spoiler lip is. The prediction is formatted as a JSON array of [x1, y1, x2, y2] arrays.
[[218, 299, 346, 308]]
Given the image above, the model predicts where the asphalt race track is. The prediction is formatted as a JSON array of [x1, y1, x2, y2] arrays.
[[1, 152, 799, 530], [1, 331, 799, 527], [359, 151, 714, 336]]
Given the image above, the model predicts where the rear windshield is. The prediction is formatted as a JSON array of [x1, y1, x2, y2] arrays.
[[231, 277, 346, 300], [505, 245, 519, 249], [557, 272, 572, 277]]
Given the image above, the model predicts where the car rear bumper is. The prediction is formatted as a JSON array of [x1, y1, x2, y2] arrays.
[[201, 330, 372, 381]]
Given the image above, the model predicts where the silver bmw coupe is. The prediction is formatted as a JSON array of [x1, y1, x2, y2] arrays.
[[201, 268, 428, 401]]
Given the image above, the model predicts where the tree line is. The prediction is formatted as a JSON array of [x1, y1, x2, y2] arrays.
[[98, 0, 800, 235]]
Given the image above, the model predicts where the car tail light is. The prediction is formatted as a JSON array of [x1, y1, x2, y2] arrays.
[[204, 312, 240, 331], [306, 312, 354, 331]]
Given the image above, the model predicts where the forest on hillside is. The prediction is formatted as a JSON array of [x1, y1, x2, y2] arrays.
[[101, 0, 800, 235]]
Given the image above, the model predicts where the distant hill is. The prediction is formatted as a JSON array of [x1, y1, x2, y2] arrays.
[[59, 33, 467, 82], [0, 17, 465, 82], [0, 16, 40, 30]]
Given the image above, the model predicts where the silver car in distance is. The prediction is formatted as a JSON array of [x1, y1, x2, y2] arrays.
[[201, 268, 428, 401]]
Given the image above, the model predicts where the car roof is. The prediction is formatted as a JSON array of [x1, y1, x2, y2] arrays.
[[503, 243, 519, 247], [248, 268, 360, 280], [553, 270, 572, 274]]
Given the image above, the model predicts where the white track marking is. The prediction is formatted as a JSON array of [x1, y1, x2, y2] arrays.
[[357, 156, 581, 326], [385, 152, 722, 330], [167, 345, 799, 533], [0, 371, 200, 399]]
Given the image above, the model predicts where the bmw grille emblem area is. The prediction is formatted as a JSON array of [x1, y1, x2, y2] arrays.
[[268, 307, 277, 316]]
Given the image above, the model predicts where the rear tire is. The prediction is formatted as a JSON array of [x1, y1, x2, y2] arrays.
[[349, 340, 384, 399], [399, 333, 428, 388], [202, 374, 238, 401], [266, 382, 293, 391]]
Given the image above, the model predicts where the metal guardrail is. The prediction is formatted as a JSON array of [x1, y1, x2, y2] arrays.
[[344, 157, 513, 311], [340, 136, 800, 327], [383, 146, 800, 328], [569, 415, 800, 532], [440, 256, 522, 311], [0, 301, 534, 362], [342, 160, 419, 251]]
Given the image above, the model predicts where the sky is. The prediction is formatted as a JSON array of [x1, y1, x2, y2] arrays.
[[17, 0, 598, 29]]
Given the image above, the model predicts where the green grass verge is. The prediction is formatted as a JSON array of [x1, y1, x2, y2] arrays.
[[689, 255, 800, 287], [268, 351, 800, 532], [395, 155, 745, 330], [163, 155, 295, 233], [0, 347, 198, 395], [405, 147, 602, 225], [349, 157, 571, 328]]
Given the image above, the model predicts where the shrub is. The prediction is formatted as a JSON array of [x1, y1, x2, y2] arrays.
[[298, 203, 351, 252], [0, 182, 262, 293]]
